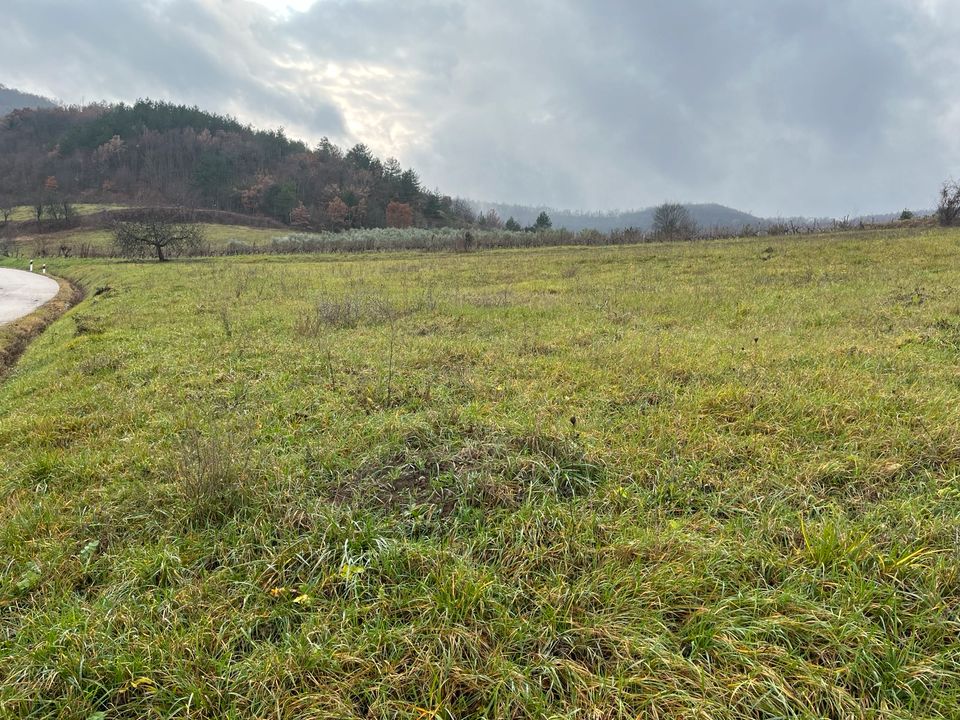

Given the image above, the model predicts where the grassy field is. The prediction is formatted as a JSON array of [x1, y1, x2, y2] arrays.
[[7, 224, 622, 259], [2, 226, 960, 718], [7, 223, 286, 258], [6, 204, 126, 223]]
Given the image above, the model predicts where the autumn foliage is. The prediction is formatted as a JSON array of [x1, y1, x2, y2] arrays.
[[290, 202, 311, 229], [386, 201, 413, 228], [325, 197, 349, 229]]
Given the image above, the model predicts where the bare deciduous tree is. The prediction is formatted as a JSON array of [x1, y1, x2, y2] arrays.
[[479, 209, 503, 229], [653, 203, 697, 240], [937, 180, 960, 227], [35, 199, 78, 229], [114, 218, 204, 261]]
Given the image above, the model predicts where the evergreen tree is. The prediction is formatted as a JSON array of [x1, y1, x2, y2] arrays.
[[533, 211, 552, 231]]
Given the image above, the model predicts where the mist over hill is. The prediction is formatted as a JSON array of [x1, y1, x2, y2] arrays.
[[0, 84, 55, 116], [471, 201, 765, 233], [471, 201, 934, 233]]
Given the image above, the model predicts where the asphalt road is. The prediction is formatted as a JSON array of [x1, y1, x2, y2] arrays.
[[0, 268, 60, 324]]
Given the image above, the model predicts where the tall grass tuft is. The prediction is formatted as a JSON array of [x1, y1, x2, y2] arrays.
[[176, 429, 252, 526]]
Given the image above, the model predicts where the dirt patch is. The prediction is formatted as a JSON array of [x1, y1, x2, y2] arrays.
[[0, 274, 85, 379], [327, 429, 606, 516], [330, 448, 472, 516]]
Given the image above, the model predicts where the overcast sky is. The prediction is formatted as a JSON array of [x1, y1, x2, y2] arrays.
[[4, 0, 958, 217]]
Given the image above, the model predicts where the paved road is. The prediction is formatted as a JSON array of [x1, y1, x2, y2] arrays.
[[0, 268, 60, 324]]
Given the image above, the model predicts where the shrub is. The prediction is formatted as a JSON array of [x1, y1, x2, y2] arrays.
[[937, 180, 960, 226]]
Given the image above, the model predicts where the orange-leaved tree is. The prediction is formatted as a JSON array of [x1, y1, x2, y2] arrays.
[[386, 201, 413, 228], [326, 197, 349, 229]]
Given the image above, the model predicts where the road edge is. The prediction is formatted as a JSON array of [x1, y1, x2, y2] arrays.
[[0, 274, 85, 379]]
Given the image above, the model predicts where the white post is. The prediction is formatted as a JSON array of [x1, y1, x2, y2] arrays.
[[42, 264, 47, 275], [29, 260, 33, 272]]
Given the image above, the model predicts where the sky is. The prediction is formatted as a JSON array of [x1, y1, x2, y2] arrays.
[[3, 0, 959, 217]]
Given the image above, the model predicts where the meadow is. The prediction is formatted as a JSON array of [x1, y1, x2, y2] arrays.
[[5, 223, 283, 259], [6, 224, 647, 260], [1, 226, 960, 718], [6, 204, 126, 223]]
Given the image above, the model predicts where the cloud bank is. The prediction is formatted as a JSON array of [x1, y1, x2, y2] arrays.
[[3, 0, 958, 216]]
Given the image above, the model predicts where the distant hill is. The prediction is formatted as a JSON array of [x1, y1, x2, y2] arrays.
[[0, 99, 473, 230], [0, 84, 55, 116], [472, 201, 764, 233]]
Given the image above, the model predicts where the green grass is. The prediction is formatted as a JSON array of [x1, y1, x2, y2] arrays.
[[2, 226, 960, 718]]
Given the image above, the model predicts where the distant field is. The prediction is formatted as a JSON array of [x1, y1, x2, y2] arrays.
[[7, 224, 603, 259], [7, 223, 288, 258], [2, 227, 960, 717], [6, 203, 126, 222]]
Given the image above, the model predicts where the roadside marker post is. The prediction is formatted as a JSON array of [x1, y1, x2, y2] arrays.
[[29, 260, 33, 272]]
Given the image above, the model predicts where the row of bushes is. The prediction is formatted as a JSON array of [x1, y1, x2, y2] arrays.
[[216, 218, 928, 256], [4, 214, 944, 261], [221, 227, 653, 255]]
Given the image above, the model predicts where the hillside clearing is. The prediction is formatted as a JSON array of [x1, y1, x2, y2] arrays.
[[2, 227, 960, 718], [5, 223, 286, 258], [5, 203, 126, 223]]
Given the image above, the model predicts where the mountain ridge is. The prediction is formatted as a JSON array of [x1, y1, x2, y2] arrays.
[[0, 84, 56, 116]]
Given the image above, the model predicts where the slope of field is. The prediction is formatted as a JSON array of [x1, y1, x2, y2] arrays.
[[5, 204, 126, 223], [2, 228, 960, 718], [8, 223, 287, 258]]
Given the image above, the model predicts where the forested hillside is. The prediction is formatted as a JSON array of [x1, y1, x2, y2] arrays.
[[0, 100, 474, 230]]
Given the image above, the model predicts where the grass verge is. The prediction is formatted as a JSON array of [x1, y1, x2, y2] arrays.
[[0, 274, 85, 379]]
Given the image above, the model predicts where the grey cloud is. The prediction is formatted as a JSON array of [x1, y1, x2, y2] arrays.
[[411, 0, 952, 215], [2, 0, 343, 138], [3, 0, 958, 216]]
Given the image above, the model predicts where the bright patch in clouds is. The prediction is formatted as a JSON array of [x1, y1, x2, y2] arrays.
[[247, 0, 316, 15]]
